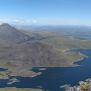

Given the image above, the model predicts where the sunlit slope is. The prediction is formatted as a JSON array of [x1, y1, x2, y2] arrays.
[[23, 30, 90, 63]]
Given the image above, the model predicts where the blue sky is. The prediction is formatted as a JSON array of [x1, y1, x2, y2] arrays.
[[0, 0, 91, 25]]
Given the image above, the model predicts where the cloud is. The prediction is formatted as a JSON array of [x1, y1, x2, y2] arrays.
[[0, 17, 38, 25], [0, 17, 90, 26], [32, 20, 37, 24]]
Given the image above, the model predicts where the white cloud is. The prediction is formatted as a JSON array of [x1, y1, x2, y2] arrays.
[[32, 20, 37, 24], [0, 17, 37, 25], [0, 17, 91, 26]]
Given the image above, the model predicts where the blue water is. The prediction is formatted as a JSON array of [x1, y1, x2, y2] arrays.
[[0, 49, 91, 91], [0, 68, 7, 71]]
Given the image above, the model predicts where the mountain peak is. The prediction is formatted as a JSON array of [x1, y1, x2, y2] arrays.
[[0, 23, 31, 43], [0, 23, 11, 27], [0, 23, 17, 31]]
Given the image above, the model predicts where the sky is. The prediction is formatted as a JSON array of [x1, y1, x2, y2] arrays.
[[0, 0, 91, 25]]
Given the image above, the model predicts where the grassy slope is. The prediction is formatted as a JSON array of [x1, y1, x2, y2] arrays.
[[30, 31, 91, 60], [0, 30, 90, 74], [34, 31, 91, 64]]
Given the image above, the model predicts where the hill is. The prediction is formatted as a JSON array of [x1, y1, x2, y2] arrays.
[[0, 23, 72, 70]]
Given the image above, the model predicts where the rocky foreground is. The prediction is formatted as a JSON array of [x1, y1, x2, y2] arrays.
[[64, 78, 91, 91]]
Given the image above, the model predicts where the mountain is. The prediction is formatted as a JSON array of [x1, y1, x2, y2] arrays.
[[1, 23, 90, 69], [0, 23, 90, 77], [0, 23, 72, 70], [0, 23, 31, 44]]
